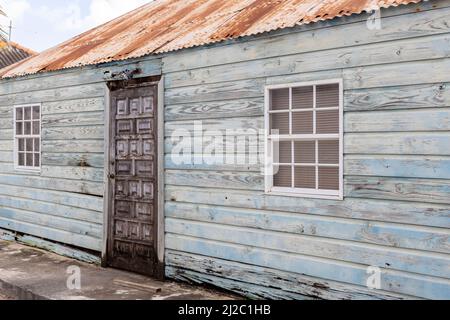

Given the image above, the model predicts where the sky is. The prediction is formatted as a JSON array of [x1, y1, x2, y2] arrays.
[[0, 0, 151, 52]]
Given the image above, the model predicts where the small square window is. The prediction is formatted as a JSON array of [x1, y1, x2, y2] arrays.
[[266, 81, 342, 199], [14, 105, 41, 171]]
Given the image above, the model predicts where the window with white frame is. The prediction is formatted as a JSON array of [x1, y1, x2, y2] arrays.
[[265, 80, 343, 199], [14, 104, 41, 170]]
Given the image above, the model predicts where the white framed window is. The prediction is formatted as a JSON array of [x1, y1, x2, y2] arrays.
[[264, 79, 343, 200], [14, 104, 41, 171]]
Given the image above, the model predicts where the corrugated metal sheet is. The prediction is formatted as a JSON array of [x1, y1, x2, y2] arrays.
[[0, 42, 36, 70], [0, 0, 423, 78]]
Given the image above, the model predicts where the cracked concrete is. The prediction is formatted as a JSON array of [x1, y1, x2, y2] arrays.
[[0, 240, 238, 300]]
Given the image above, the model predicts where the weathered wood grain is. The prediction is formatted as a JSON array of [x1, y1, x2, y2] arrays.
[[42, 140, 104, 153], [166, 34, 450, 88], [166, 234, 450, 300], [42, 126, 104, 140], [346, 176, 450, 205], [166, 169, 264, 191], [345, 155, 450, 179], [166, 251, 415, 300], [40, 166, 104, 183], [0, 173, 104, 196], [165, 202, 450, 254], [42, 97, 104, 115], [345, 132, 450, 155], [344, 83, 450, 112], [345, 108, 450, 132], [165, 97, 264, 121], [42, 153, 104, 168], [165, 186, 450, 229]]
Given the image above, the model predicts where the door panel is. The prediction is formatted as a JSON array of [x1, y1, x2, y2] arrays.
[[107, 83, 162, 278]]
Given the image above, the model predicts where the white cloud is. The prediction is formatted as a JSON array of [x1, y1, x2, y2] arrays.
[[0, 0, 31, 22]]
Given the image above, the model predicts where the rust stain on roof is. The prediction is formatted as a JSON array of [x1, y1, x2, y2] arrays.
[[0, 0, 423, 79]]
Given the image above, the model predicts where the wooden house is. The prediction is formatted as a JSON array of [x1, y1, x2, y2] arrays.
[[0, 0, 449, 299]]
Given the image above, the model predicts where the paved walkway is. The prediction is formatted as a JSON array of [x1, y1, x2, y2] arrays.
[[0, 240, 237, 300]]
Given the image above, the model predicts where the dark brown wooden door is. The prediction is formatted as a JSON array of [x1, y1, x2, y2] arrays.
[[107, 81, 162, 278]]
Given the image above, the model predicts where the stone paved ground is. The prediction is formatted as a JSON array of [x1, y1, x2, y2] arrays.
[[0, 240, 239, 300]]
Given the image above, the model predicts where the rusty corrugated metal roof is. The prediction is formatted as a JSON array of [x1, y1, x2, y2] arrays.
[[0, 41, 36, 70], [0, 0, 423, 79]]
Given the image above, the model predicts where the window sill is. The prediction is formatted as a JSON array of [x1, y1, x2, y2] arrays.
[[265, 189, 343, 201], [14, 167, 41, 175]]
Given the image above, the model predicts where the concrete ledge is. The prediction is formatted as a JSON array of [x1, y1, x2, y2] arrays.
[[0, 240, 238, 300]]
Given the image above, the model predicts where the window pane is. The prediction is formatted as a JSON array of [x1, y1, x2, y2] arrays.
[[317, 84, 339, 108], [294, 141, 315, 164], [270, 113, 289, 135], [292, 86, 313, 109], [24, 107, 32, 120], [32, 121, 40, 135], [294, 166, 316, 189], [273, 165, 292, 188], [18, 153, 25, 166], [16, 122, 23, 135], [32, 106, 40, 120], [26, 153, 33, 167], [277, 141, 292, 164], [319, 167, 339, 190], [18, 138, 25, 151], [34, 153, 40, 167], [316, 110, 339, 134], [292, 111, 313, 134], [16, 108, 23, 120], [270, 88, 289, 110], [34, 138, 40, 152], [24, 121, 32, 135], [26, 138, 33, 152], [319, 140, 339, 164]]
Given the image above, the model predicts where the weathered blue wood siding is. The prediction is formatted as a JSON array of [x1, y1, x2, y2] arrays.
[[0, 58, 161, 252], [162, 1, 450, 300]]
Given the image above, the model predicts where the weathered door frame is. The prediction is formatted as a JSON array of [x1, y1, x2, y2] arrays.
[[101, 76, 165, 277]]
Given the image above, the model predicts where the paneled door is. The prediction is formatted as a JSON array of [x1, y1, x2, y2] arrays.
[[107, 81, 162, 278]]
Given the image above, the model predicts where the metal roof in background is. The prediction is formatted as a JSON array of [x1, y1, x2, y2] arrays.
[[0, 41, 36, 70], [0, 0, 423, 79]]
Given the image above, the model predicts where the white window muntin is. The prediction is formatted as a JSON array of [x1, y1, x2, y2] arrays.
[[13, 104, 42, 172], [264, 79, 343, 200]]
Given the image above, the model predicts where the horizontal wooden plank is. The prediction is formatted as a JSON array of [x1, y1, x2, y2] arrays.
[[42, 153, 104, 168], [166, 251, 414, 300], [165, 117, 263, 137], [0, 194, 102, 224], [345, 132, 450, 155], [165, 186, 450, 228], [0, 217, 101, 251], [166, 169, 264, 191], [163, 1, 450, 73], [165, 79, 264, 105], [42, 97, 104, 115], [0, 207, 101, 239], [343, 58, 450, 90], [42, 140, 104, 153], [166, 234, 450, 299], [167, 218, 450, 278], [346, 176, 450, 205], [166, 34, 450, 88], [43, 126, 104, 140], [345, 108, 450, 132], [344, 83, 450, 112], [345, 155, 450, 179], [0, 173, 104, 197], [43, 112, 104, 128], [0, 83, 105, 107], [41, 166, 104, 183], [165, 98, 264, 121], [14, 233, 100, 264], [0, 151, 12, 163], [0, 183, 103, 212], [166, 202, 450, 254], [165, 154, 262, 172]]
